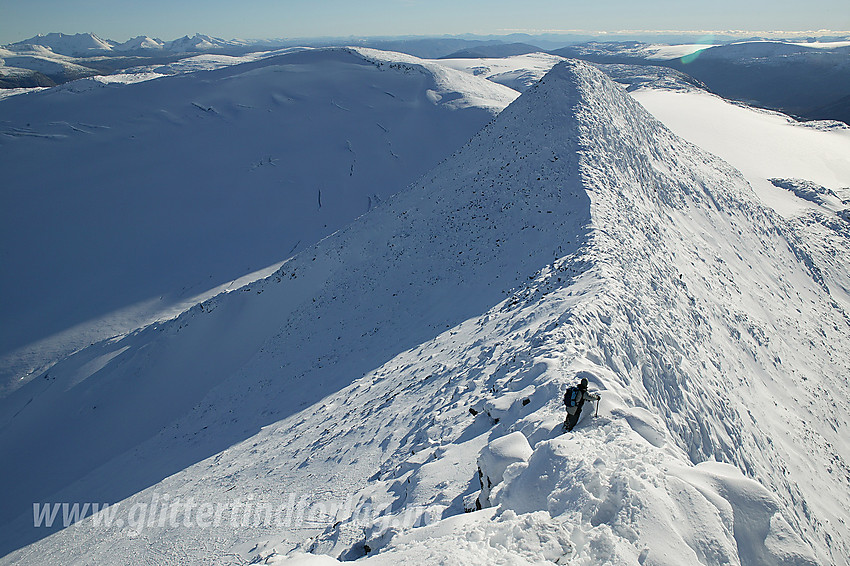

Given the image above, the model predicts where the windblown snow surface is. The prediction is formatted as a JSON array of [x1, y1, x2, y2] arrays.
[[2, 60, 849, 566]]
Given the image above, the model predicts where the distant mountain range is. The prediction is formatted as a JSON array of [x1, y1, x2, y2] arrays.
[[2, 32, 848, 124], [6, 32, 250, 56], [0, 33, 260, 89]]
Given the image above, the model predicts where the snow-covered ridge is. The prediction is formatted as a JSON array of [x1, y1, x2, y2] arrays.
[[279, 57, 847, 565], [8, 32, 114, 56], [112, 35, 166, 51], [438, 52, 566, 92], [353, 47, 519, 112], [164, 33, 249, 53], [0, 32, 263, 89], [553, 38, 850, 62], [436, 52, 705, 94], [3, 59, 847, 565], [638, 39, 850, 61], [698, 39, 850, 60], [0, 44, 100, 85]]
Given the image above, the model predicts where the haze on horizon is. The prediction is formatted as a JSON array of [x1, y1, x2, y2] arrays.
[[1, 0, 848, 45]]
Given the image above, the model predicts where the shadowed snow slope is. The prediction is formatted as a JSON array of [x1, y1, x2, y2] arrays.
[[0, 47, 517, 394], [2, 61, 848, 565]]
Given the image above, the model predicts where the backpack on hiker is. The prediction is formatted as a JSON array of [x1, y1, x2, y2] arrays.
[[564, 386, 581, 408]]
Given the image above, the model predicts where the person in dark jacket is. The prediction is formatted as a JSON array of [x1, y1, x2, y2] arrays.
[[564, 377, 600, 431]]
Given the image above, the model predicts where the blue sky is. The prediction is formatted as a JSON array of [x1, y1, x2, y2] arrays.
[[1, 0, 848, 44]]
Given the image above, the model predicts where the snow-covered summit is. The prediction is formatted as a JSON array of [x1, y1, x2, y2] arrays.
[[1, 59, 848, 565], [7, 32, 114, 56], [112, 35, 165, 51], [164, 33, 247, 52]]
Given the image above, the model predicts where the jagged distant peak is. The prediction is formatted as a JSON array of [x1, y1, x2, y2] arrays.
[[113, 35, 165, 51], [164, 33, 245, 52], [3, 31, 249, 55]]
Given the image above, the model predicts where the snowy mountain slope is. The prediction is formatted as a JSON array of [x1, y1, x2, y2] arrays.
[[147, 50, 279, 74], [8, 32, 115, 56], [551, 40, 850, 124], [789, 40, 850, 49], [438, 52, 565, 92], [552, 40, 722, 62], [0, 47, 518, 395], [354, 47, 519, 112], [631, 88, 850, 313], [437, 53, 704, 94], [277, 60, 850, 565], [0, 55, 585, 558], [61, 49, 301, 86], [642, 43, 718, 60], [0, 67, 53, 89], [552, 39, 850, 62], [0, 45, 100, 84], [596, 63, 708, 92], [112, 36, 166, 51], [631, 89, 850, 204], [0, 34, 248, 91], [695, 40, 836, 61], [0, 33, 279, 91], [3, 60, 848, 565], [164, 34, 249, 53], [283, 59, 850, 565], [640, 39, 850, 62]]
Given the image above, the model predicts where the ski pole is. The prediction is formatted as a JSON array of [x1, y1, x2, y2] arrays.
[[595, 398, 599, 418]]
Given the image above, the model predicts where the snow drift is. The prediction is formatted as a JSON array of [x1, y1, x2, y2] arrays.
[[1, 59, 848, 566]]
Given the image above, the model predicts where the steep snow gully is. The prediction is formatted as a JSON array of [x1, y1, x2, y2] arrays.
[[2, 60, 848, 565]]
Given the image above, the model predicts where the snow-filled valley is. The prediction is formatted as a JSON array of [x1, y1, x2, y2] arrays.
[[1, 46, 849, 566]]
